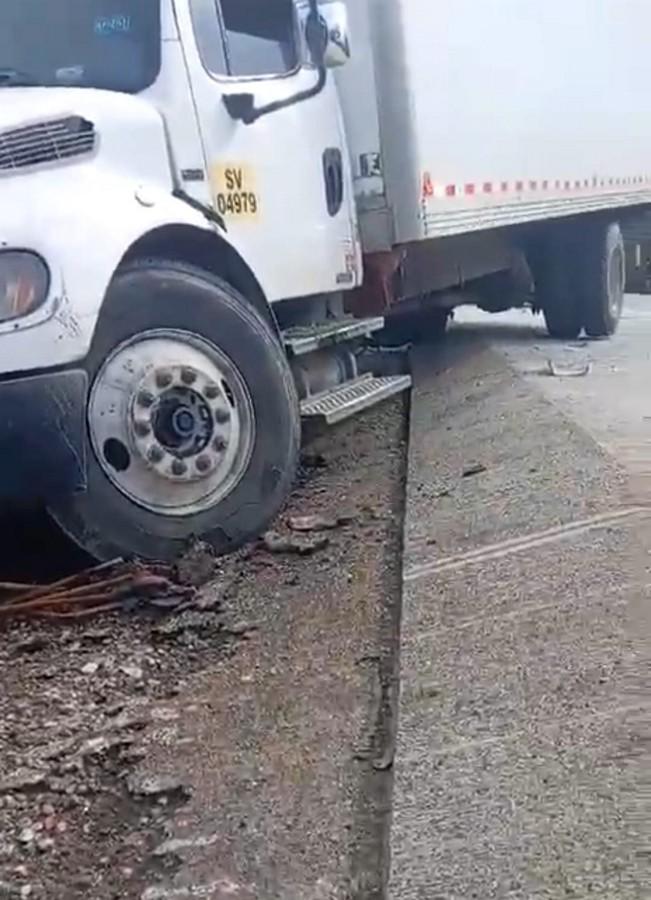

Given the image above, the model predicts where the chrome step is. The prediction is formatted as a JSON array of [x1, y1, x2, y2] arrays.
[[283, 317, 385, 356], [300, 374, 412, 425]]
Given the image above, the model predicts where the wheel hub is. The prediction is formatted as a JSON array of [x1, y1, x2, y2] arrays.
[[131, 366, 227, 483], [88, 330, 255, 515]]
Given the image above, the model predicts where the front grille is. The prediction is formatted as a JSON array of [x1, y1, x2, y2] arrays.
[[0, 116, 96, 172]]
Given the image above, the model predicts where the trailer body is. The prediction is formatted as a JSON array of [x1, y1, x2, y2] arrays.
[[340, 0, 651, 249]]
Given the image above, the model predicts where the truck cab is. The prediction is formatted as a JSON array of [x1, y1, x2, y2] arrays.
[[0, 0, 404, 561]]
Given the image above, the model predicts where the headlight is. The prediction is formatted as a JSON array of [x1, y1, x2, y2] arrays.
[[0, 251, 49, 322]]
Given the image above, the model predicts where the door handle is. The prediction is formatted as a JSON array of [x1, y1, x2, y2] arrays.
[[322, 148, 344, 217]]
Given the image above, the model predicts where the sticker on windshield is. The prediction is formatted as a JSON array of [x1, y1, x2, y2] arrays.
[[211, 163, 260, 221], [56, 66, 85, 84], [94, 14, 132, 36]]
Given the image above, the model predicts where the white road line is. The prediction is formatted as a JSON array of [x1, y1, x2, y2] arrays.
[[404, 507, 650, 582]]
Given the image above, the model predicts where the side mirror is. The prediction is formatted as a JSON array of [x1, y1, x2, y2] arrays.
[[319, 2, 351, 69], [301, 1, 350, 70]]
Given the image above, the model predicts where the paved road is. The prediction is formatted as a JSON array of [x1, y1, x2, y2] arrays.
[[462, 296, 651, 500], [390, 297, 650, 899]]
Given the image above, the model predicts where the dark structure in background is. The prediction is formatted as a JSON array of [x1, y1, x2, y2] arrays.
[[623, 213, 651, 293]]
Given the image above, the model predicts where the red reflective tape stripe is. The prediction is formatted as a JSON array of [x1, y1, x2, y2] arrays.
[[425, 173, 650, 200]]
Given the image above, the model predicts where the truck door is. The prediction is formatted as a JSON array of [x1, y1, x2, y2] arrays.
[[175, 0, 359, 303]]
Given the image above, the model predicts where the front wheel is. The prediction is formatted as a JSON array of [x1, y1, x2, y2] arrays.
[[49, 260, 300, 562]]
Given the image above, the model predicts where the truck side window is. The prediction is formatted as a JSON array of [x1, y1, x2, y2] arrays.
[[191, 0, 298, 79]]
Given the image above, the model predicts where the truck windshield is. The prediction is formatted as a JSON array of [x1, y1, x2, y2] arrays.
[[0, 1, 160, 93]]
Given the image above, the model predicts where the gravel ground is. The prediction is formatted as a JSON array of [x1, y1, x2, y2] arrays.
[[0, 399, 407, 900]]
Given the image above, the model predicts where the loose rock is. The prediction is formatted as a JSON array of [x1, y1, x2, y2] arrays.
[[288, 514, 342, 533], [175, 539, 216, 587], [0, 771, 48, 796], [120, 664, 144, 681], [80, 660, 101, 676], [462, 463, 487, 478], [126, 774, 191, 802], [262, 532, 330, 556]]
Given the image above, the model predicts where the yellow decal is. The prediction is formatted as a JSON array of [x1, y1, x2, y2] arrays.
[[212, 163, 259, 220]]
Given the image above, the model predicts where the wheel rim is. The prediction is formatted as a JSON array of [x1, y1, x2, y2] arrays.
[[88, 329, 255, 516], [609, 245, 625, 319]]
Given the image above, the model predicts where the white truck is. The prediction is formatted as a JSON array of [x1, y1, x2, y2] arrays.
[[0, 0, 646, 561]]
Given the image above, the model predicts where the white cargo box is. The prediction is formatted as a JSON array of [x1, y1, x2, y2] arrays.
[[337, 0, 651, 252]]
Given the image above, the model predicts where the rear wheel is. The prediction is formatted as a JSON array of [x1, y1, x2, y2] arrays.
[[49, 259, 300, 562], [531, 220, 625, 340], [530, 234, 582, 340], [578, 221, 624, 337]]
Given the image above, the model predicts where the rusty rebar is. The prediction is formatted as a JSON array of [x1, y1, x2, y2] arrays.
[[0, 559, 195, 622]]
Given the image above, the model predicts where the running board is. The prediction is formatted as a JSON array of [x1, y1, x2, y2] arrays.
[[283, 317, 385, 356], [300, 374, 412, 425]]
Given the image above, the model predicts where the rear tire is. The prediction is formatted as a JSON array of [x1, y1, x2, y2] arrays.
[[577, 221, 624, 338], [530, 234, 582, 340], [49, 259, 300, 562]]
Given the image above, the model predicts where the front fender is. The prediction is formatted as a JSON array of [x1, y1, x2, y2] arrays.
[[0, 170, 216, 376]]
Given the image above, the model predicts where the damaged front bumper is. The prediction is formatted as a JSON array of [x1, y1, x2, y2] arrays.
[[0, 369, 87, 502]]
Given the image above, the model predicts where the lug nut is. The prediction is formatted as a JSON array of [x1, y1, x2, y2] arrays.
[[133, 421, 151, 438], [171, 459, 188, 477], [156, 370, 173, 389], [215, 408, 231, 425], [181, 367, 197, 385], [205, 383, 220, 400], [195, 454, 212, 473], [147, 445, 164, 464], [213, 436, 228, 453], [137, 390, 155, 408]]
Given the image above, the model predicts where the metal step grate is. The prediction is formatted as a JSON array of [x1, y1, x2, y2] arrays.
[[283, 317, 385, 356], [300, 374, 412, 425]]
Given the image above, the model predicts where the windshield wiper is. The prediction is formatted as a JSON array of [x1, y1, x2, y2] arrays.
[[0, 68, 43, 87]]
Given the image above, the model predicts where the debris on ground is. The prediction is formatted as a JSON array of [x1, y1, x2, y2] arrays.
[[462, 462, 487, 478], [0, 560, 230, 900], [0, 400, 406, 899], [126, 774, 191, 802], [545, 359, 592, 377], [287, 513, 354, 532], [174, 540, 216, 588], [299, 451, 328, 471], [261, 531, 330, 556], [0, 560, 197, 623]]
